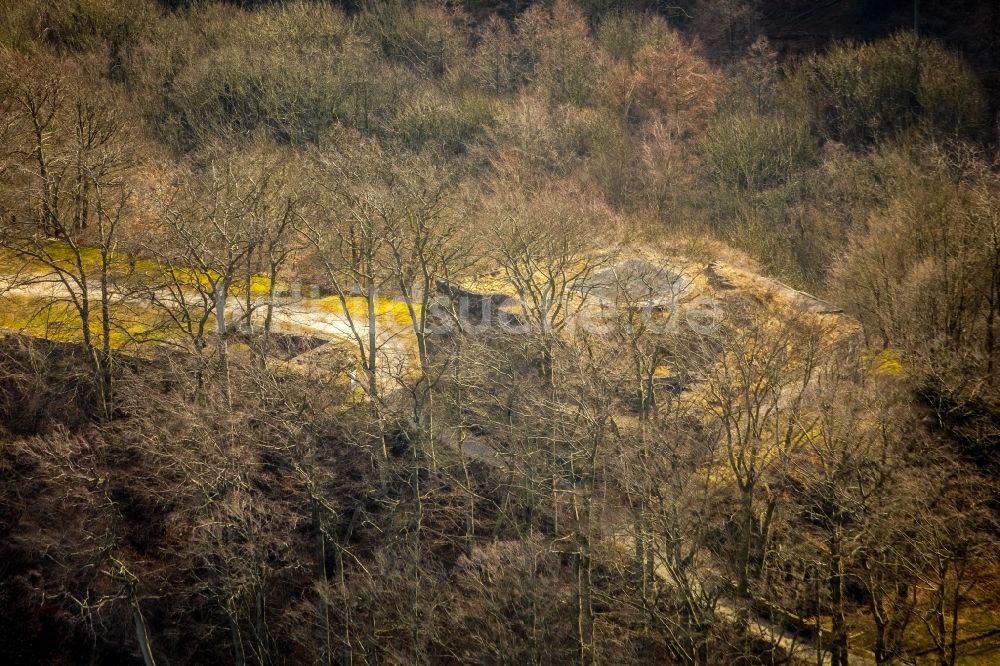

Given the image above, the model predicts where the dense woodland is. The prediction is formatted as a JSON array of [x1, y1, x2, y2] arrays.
[[0, 1, 999, 664]]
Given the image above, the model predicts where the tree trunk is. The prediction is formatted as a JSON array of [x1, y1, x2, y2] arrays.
[[130, 596, 158, 666], [828, 529, 849, 666], [216, 280, 233, 409]]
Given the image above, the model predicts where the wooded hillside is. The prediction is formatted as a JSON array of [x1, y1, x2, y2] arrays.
[[0, 1, 998, 664]]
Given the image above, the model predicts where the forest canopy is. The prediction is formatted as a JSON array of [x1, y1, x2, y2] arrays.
[[0, 1, 998, 664]]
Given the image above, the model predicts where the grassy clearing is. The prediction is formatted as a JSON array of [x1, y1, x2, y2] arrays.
[[0, 294, 175, 348], [864, 348, 906, 377], [0, 240, 163, 277], [314, 294, 419, 328], [0, 242, 425, 369], [1, 240, 284, 297]]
